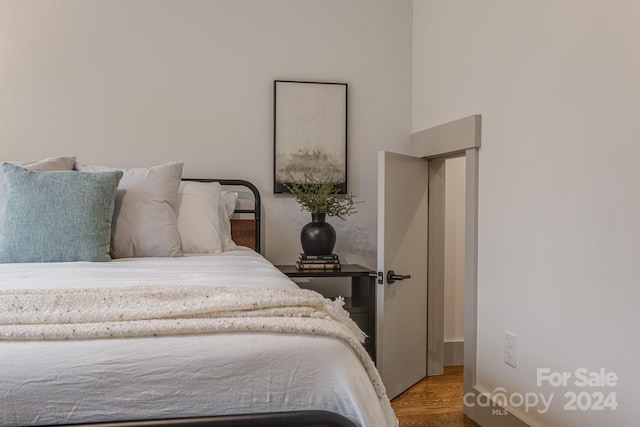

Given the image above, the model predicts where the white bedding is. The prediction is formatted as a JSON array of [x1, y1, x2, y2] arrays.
[[0, 248, 396, 427], [0, 247, 295, 290]]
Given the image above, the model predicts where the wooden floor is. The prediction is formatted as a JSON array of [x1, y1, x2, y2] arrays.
[[391, 366, 481, 427]]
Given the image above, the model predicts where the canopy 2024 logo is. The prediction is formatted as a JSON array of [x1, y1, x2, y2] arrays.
[[537, 368, 618, 412], [465, 368, 618, 415]]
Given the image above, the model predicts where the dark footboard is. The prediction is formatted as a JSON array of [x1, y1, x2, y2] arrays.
[[55, 411, 358, 427]]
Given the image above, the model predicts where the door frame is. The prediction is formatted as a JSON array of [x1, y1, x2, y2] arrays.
[[410, 115, 480, 416]]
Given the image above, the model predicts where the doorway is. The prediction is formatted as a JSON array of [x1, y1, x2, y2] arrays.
[[444, 156, 466, 368], [409, 115, 480, 416], [375, 115, 480, 404], [426, 153, 469, 377]]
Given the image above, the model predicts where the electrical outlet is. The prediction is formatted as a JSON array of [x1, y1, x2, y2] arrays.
[[505, 331, 517, 368]]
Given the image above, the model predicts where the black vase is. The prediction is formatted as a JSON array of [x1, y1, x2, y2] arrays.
[[300, 213, 336, 256]]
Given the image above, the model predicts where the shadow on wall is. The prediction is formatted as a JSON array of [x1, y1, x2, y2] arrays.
[[332, 217, 375, 260]]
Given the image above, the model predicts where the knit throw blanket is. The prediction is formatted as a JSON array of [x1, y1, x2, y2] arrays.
[[0, 285, 397, 426]]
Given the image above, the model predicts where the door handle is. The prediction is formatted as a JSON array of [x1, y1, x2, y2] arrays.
[[387, 270, 411, 284]]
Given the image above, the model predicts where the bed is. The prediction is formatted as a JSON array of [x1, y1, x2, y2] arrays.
[[0, 159, 396, 427]]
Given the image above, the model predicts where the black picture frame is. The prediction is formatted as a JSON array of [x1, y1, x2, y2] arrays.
[[273, 80, 348, 194]]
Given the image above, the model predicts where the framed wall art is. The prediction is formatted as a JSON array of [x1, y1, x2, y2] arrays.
[[273, 80, 348, 193]]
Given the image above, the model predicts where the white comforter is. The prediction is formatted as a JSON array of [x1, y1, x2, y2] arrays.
[[0, 248, 396, 427], [0, 248, 296, 291]]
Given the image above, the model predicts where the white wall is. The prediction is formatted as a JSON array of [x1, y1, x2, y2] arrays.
[[444, 156, 465, 343], [0, 0, 412, 269], [414, 1, 640, 426]]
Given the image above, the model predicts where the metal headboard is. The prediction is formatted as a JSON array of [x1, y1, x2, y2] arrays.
[[181, 178, 261, 254]]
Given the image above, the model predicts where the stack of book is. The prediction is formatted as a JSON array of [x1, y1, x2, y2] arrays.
[[295, 253, 341, 271]]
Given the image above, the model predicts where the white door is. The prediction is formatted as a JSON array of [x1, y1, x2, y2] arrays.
[[376, 151, 429, 399]]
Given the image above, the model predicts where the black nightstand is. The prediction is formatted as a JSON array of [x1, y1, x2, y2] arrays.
[[275, 264, 377, 363]]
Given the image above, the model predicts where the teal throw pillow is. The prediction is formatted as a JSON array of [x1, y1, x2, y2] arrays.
[[0, 163, 123, 263]]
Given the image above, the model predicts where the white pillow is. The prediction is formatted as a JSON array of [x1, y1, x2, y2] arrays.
[[176, 181, 224, 254], [219, 190, 238, 251], [76, 161, 184, 258], [0, 156, 76, 236]]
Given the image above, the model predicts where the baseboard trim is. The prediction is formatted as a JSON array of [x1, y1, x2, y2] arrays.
[[444, 341, 464, 366], [466, 386, 532, 427]]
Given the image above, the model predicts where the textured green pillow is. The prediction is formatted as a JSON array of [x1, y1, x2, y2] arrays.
[[0, 163, 123, 263]]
